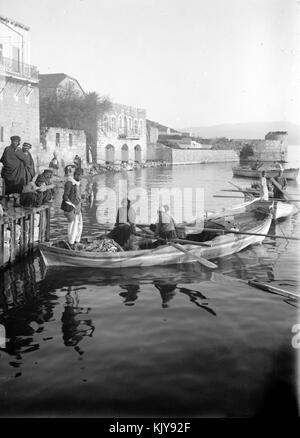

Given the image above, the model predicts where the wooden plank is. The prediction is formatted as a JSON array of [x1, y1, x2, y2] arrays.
[[29, 213, 34, 253], [45, 207, 50, 241], [9, 219, 16, 263], [19, 216, 26, 258], [0, 223, 4, 267]]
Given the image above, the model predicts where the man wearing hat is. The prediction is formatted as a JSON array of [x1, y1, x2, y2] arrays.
[[0, 136, 27, 195], [272, 167, 287, 199], [35, 169, 55, 203], [22, 142, 35, 185]]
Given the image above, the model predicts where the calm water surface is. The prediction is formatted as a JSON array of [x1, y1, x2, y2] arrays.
[[0, 147, 299, 417]]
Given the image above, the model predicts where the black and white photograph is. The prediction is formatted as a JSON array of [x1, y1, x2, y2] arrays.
[[0, 0, 299, 420]]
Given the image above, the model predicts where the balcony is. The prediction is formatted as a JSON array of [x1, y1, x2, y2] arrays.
[[118, 127, 140, 139], [0, 55, 39, 82]]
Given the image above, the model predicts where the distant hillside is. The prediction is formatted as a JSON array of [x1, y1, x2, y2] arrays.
[[180, 122, 300, 144]]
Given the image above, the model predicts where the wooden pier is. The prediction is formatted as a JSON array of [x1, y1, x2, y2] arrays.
[[0, 204, 51, 269]]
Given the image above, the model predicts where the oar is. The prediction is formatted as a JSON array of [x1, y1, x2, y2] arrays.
[[214, 195, 246, 199], [270, 177, 300, 211], [135, 231, 212, 247], [228, 181, 243, 190], [228, 180, 254, 196], [166, 241, 218, 269], [134, 232, 218, 268], [248, 280, 300, 300], [202, 227, 300, 241]]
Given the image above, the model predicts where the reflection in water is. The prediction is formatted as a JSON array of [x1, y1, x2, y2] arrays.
[[61, 286, 95, 355], [0, 257, 55, 360], [119, 284, 140, 306]]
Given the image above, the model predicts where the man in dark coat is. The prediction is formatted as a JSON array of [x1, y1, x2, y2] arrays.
[[0, 136, 27, 195], [22, 142, 35, 184]]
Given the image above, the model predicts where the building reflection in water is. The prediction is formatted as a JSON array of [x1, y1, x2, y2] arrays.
[[0, 257, 55, 361]]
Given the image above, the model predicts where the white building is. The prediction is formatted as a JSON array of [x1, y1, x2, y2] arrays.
[[96, 103, 147, 164], [0, 15, 39, 153]]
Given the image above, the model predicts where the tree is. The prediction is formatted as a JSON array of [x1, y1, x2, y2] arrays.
[[40, 87, 112, 147]]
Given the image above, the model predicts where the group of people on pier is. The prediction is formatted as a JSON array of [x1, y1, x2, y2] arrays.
[[0, 136, 55, 208]]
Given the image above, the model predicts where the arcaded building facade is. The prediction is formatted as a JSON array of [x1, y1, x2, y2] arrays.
[[96, 103, 147, 164]]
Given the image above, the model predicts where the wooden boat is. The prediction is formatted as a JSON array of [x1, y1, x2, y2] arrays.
[[232, 166, 299, 180], [39, 214, 272, 268], [245, 198, 296, 221]]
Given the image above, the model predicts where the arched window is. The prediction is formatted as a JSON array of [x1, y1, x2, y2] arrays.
[[111, 116, 116, 132], [121, 144, 129, 162], [128, 117, 132, 132], [134, 119, 138, 134], [118, 115, 123, 128], [139, 119, 143, 134], [134, 145, 142, 163], [105, 144, 115, 163], [103, 115, 109, 132]]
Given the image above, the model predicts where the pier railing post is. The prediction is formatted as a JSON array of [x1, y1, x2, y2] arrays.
[[9, 218, 16, 264], [45, 206, 50, 242], [0, 221, 4, 267]]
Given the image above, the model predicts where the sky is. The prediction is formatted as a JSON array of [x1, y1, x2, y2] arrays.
[[1, 0, 299, 128]]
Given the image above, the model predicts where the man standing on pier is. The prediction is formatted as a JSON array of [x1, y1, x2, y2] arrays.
[[22, 142, 35, 184], [0, 136, 27, 195]]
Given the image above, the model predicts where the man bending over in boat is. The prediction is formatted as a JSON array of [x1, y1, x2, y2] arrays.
[[154, 205, 178, 241], [272, 167, 287, 199], [108, 198, 136, 249]]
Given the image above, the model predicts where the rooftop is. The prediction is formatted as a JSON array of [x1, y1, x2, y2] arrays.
[[39, 73, 85, 94], [0, 14, 29, 31]]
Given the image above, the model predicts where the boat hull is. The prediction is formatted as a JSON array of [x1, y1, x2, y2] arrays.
[[246, 199, 295, 220], [232, 167, 299, 180], [39, 216, 272, 268]]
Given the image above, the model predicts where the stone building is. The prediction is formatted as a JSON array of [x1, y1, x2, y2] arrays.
[[39, 73, 85, 99], [40, 127, 86, 171], [0, 15, 39, 155], [238, 132, 288, 164], [38, 73, 86, 169], [96, 103, 147, 164]]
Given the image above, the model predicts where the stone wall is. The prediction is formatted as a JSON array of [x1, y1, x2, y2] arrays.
[[147, 142, 172, 161], [0, 80, 40, 158], [171, 149, 239, 164], [38, 127, 86, 171]]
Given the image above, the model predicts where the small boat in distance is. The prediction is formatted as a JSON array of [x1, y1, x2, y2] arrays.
[[232, 166, 299, 180]]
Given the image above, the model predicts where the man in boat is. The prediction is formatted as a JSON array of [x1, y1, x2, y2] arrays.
[[22, 143, 35, 185], [259, 170, 269, 201], [0, 136, 28, 195], [272, 167, 287, 199], [61, 168, 84, 248], [107, 198, 136, 249], [154, 205, 178, 241], [35, 169, 55, 203]]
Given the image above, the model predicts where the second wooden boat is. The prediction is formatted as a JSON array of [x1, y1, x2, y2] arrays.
[[232, 166, 299, 180]]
